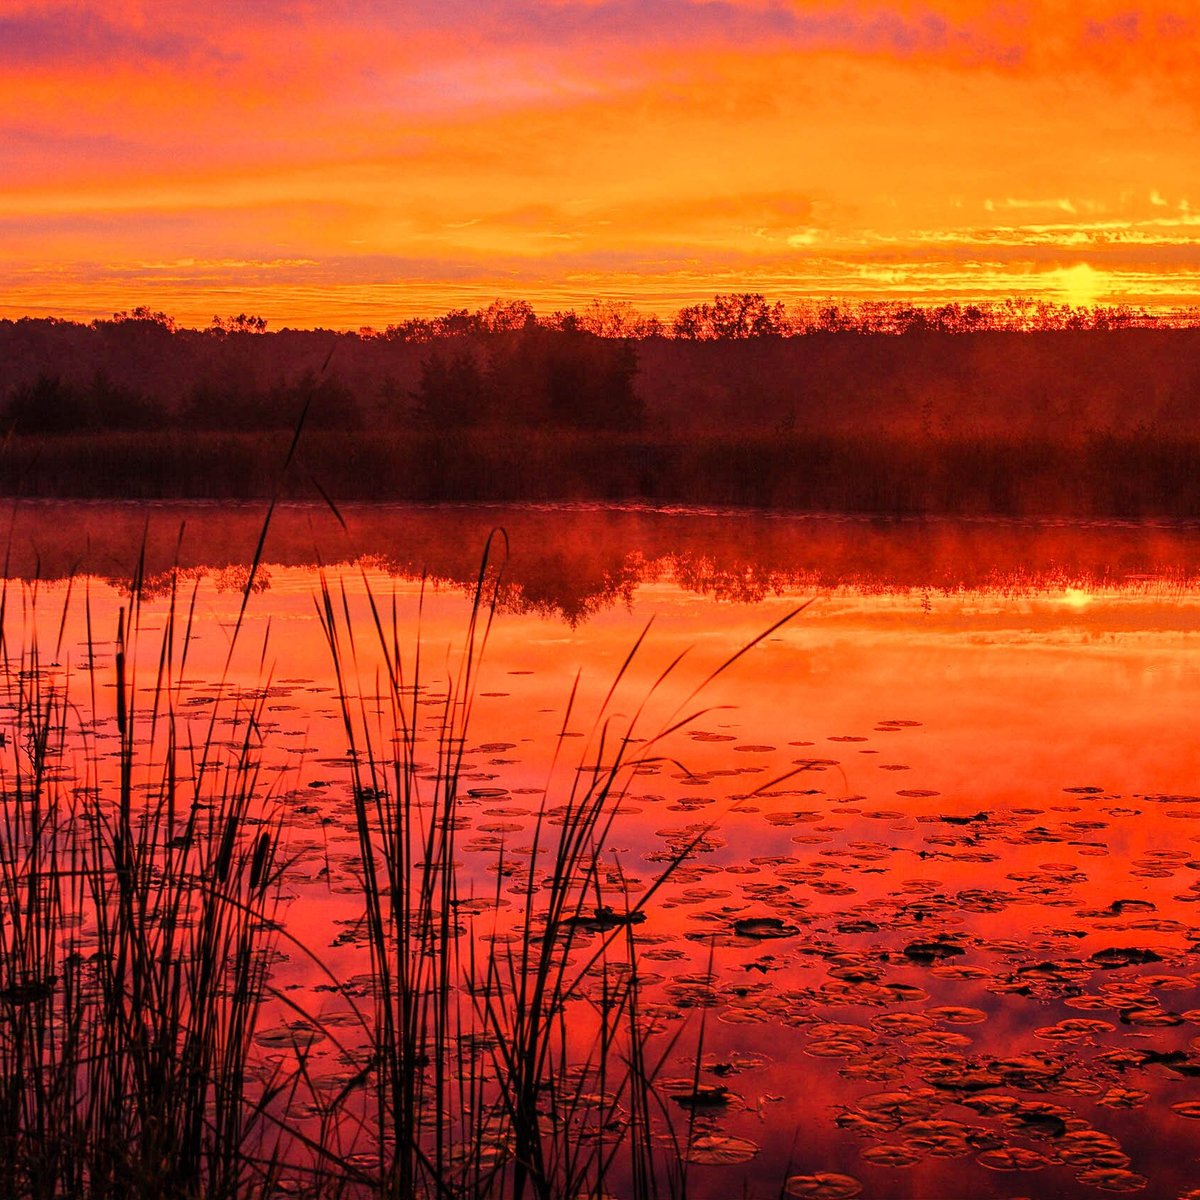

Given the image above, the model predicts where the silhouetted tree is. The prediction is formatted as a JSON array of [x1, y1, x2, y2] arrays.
[[182, 379, 275, 430], [210, 314, 268, 334], [544, 333, 642, 430], [86, 371, 160, 430], [672, 306, 705, 339], [383, 316, 435, 342], [107, 306, 177, 332], [411, 349, 488, 428], [183, 371, 358, 430], [479, 299, 537, 333], [485, 329, 642, 430], [434, 309, 482, 338], [3, 372, 160, 434], [572, 300, 664, 339], [273, 370, 359, 430], [4, 375, 90, 434], [383, 306, 493, 341], [672, 293, 787, 339]]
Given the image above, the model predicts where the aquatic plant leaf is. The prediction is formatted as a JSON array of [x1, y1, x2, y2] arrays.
[[684, 1135, 760, 1165], [784, 1172, 864, 1198]]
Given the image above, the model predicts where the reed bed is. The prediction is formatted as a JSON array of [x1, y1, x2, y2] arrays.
[[309, 537, 803, 1198], [8, 428, 1200, 517], [0, 535, 803, 1199], [0, 568, 290, 1199]]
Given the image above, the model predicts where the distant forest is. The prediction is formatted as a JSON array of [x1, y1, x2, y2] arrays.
[[5, 296, 1200, 515], [3, 296, 1200, 439]]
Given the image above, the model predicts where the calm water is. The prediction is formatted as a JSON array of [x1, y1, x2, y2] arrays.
[[5, 501, 1200, 1198]]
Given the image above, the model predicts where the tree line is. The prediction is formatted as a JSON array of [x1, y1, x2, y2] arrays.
[[0, 295, 1193, 437], [8, 294, 1186, 344], [0, 315, 642, 435], [377, 294, 1176, 340], [97, 294, 1175, 342]]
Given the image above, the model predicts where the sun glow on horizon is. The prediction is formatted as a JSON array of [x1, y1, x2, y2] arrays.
[[1057, 264, 1106, 309]]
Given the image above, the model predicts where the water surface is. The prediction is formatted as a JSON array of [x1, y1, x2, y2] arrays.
[[5, 501, 1200, 1198]]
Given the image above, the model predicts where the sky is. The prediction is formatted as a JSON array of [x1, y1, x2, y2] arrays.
[[2, 0, 1199, 329]]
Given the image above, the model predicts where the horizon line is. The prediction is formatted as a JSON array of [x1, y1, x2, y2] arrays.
[[7, 294, 1200, 337]]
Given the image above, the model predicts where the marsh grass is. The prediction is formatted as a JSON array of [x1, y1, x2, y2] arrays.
[[311, 535, 806, 1199], [0, 560, 292, 1199], [0, 516, 805, 1198], [9, 428, 1200, 517]]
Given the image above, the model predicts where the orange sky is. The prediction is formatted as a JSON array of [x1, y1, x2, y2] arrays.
[[3, 1, 1199, 328]]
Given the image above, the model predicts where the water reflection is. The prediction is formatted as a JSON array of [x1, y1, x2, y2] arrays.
[[1, 502, 1199, 1198], [6, 500, 1200, 620]]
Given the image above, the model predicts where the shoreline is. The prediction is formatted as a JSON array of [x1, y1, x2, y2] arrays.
[[3, 428, 1200, 520]]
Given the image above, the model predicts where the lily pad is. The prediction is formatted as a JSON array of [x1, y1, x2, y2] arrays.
[[684, 1135, 760, 1165], [784, 1172, 863, 1198], [734, 916, 801, 939]]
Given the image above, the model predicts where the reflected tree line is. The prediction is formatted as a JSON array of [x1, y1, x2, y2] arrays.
[[5, 497, 1200, 624]]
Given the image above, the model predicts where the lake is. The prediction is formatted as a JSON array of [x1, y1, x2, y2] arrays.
[[3, 501, 1200, 1199]]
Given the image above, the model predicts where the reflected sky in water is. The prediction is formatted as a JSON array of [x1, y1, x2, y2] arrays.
[[3, 502, 1200, 1198]]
